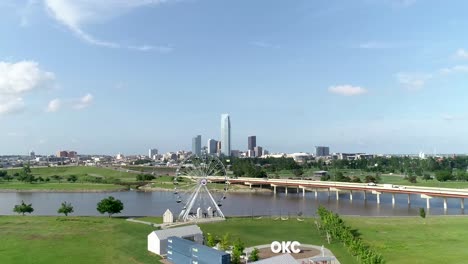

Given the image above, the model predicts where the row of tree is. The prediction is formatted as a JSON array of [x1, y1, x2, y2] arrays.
[[205, 233, 259, 263], [13, 196, 124, 217], [317, 206, 384, 264]]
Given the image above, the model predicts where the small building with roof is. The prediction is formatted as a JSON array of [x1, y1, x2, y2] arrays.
[[147, 225, 203, 256]]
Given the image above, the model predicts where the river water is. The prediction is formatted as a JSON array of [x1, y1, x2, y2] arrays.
[[0, 189, 465, 217]]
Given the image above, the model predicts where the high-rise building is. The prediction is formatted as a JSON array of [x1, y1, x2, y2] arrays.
[[248, 136, 256, 151], [220, 114, 231, 156], [192, 135, 202, 156], [315, 146, 330, 157], [149, 148, 158, 159], [208, 139, 218, 154], [217, 141, 222, 154], [254, 146, 263, 157]]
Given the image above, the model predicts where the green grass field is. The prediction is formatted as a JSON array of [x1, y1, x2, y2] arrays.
[[0, 216, 160, 264], [344, 216, 468, 264], [199, 217, 358, 264]]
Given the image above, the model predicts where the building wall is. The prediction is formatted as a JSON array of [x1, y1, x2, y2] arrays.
[[248, 136, 256, 151], [208, 139, 218, 154]]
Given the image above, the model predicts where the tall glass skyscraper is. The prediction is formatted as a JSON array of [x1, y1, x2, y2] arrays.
[[220, 114, 231, 156], [192, 135, 201, 156]]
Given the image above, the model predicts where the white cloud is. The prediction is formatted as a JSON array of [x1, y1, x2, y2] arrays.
[[439, 65, 468, 74], [0, 97, 25, 115], [73, 93, 93, 109], [359, 41, 392, 49], [455, 49, 468, 59], [441, 114, 467, 121], [44, 0, 172, 51], [250, 41, 280, 49], [396, 73, 431, 90], [0, 61, 55, 95], [128, 44, 173, 53], [328, 85, 368, 96], [46, 98, 62, 112]]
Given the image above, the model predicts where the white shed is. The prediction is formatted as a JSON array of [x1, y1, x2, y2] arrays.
[[163, 209, 174, 223], [147, 225, 203, 256]]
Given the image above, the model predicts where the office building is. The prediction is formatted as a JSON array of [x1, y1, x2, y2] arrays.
[[220, 114, 231, 156], [148, 148, 158, 159], [208, 139, 218, 154], [254, 146, 263, 157], [315, 146, 330, 157], [192, 135, 202, 156], [248, 136, 256, 151]]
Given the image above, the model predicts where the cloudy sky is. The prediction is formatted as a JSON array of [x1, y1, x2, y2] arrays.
[[1, 0, 468, 155]]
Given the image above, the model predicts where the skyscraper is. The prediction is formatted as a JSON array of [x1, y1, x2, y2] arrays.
[[220, 114, 231, 156], [248, 136, 256, 151], [254, 146, 263, 157], [208, 139, 218, 154], [192, 135, 202, 156], [315, 146, 330, 157], [148, 148, 158, 159]]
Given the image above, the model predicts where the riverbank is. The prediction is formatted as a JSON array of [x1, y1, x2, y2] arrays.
[[0, 182, 128, 192]]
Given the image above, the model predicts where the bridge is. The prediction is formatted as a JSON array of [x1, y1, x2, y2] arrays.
[[209, 177, 468, 210]]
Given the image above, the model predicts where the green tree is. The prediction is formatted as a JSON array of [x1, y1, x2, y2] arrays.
[[407, 175, 417, 183], [0, 170, 7, 179], [13, 201, 34, 216], [419, 208, 426, 218], [57, 201, 74, 216], [231, 238, 245, 264], [293, 168, 304, 178], [435, 170, 453, 182], [206, 233, 216, 247], [67, 175, 78, 183], [219, 233, 231, 251], [249, 248, 259, 261], [422, 173, 432, 181], [97, 196, 124, 218]]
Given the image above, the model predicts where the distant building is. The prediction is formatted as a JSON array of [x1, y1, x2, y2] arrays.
[[208, 139, 218, 154], [56, 151, 68, 158], [262, 149, 269, 156], [192, 135, 202, 156], [315, 146, 330, 157], [254, 146, 263, 157], [247, 149, 255, 158], [220, 114, 231, 156], [56, 150, 77, 158], [116, 153, 125, 160], [29, 150, 35, 159], [231, 150, 240, 158], [217, 141, 222, 154], [248, 136, 256, 151], [149, 148, 158, 159]]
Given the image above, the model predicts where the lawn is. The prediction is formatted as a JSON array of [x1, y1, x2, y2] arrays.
[[198, 217, 358, 264], [344, 216, 468, 264], [0, 216, 161, 264]]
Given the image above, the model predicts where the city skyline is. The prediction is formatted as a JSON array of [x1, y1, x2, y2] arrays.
[[2, 1, 468, 155]]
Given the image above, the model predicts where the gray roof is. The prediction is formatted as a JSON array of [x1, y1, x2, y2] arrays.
[[251, 254, 298, 264], [151, 225, 202, 240]]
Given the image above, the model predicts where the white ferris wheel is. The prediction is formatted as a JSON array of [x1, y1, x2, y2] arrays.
[[173, 153, 228, 222]]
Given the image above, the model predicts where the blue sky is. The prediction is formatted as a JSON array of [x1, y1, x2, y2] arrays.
[[1, 0, 468, 155]]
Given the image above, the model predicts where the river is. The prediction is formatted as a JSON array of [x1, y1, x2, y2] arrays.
[[0, 190, 464, 217]]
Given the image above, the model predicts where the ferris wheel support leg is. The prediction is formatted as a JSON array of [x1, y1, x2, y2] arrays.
[[205, 185, 225, 218], [183, 184, 203, 221]]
